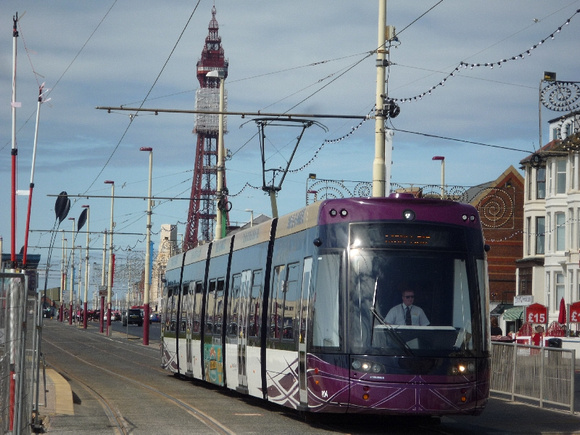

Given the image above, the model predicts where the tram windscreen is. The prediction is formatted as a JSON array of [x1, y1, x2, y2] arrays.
[[348, 246, 481, 357]]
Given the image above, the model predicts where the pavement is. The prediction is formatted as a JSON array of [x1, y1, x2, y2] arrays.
[[36, 368, 75, 432], [36, 323, 144, 433]]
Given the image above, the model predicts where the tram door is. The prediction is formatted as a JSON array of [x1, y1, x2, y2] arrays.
[[237, 270, 252, 390], [299, 258, 313, 405]]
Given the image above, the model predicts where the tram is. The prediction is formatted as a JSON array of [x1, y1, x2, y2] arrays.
[[161, 194, 490, 415]]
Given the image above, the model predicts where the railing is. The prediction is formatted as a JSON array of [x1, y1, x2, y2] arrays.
[[0, 272, 39, 434], [491, 342, 576, 413]]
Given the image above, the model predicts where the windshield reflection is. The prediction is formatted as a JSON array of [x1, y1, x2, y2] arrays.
[[349, 249, 477, 356]]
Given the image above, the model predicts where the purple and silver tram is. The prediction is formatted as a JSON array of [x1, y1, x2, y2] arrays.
[[161, 195, 490, 416]]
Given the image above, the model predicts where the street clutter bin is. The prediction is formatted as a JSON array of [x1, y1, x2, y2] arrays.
[[547, 338, 562, 348]]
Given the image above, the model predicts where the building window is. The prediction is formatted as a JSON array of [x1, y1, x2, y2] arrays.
[[536, 167, 546, 199], [572, 155, 577, 190], [577, 270, 580, 301], [556, 212, 566, 252], [527, 167, 532, 200], [555, 273, 565, 308], [556, 159, 566, 194], [570, 208, 575, 251], [526, 216, 531, 256], [546, 271, 551, 309], [519, 268, 532, 296], [535, 216, 545, 255]]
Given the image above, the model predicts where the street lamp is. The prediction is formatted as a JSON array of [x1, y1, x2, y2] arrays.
[[68, 217, 75, 325], [140, 146, 153, 346], [207, 69, 226, 240], [245, 209, 254, 227], [82, 205, 90, 329], [60, 231, 66, 322], [104, 180, 115, 336], [432, 156, 445, 199], [99, 229, 107, 333]]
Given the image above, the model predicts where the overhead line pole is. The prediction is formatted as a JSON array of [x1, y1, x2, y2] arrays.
[[373, 0, 387, 197]]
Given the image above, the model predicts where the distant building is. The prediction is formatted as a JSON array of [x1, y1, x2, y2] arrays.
[[466, 166, 525, 306], [151, 225, 177, 312], [517, 110, 580, 325]]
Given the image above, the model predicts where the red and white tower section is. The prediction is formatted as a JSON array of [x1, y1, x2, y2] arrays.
[[185, 6, 229, 250]]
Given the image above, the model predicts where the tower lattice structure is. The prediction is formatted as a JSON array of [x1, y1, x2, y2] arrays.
[[184, 6, 229, 250]]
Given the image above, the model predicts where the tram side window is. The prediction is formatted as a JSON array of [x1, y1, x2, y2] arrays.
[[163, 286, 172, 331], [228, 274, 241, 337], [312, 254, 341, 350], [167, 286, 178, 332], [249, 270, 263, 338], [179, 284, 190, 335], [283, 263, 300, 341], [215, 278, 225, 336], [206, 280, 217, 334], [193, 282, 203, 333], [270, 265, 286, 339]]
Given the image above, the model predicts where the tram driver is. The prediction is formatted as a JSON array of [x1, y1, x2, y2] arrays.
[[384, 289, 430, 326]]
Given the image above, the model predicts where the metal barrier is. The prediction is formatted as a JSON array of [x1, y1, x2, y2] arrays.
[[491, 341, 576, 413], [0, 272, 39, 434]]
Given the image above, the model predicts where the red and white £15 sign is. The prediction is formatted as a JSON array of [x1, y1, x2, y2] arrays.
[[570, 302, 580, 323], [526, 303, 547, 324]]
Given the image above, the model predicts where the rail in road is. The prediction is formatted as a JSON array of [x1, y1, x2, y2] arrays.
[[39, 320, 580, 434]]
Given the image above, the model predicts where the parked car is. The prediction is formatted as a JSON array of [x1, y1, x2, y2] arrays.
[[122, 309, 143, 326], [149, 313, 161, 323]]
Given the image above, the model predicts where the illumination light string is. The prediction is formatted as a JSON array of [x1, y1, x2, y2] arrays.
[[393, 9, 580, 104], [485, 213, 580, 243]]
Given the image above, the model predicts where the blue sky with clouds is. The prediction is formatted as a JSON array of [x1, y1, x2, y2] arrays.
[[1, 1, 579, 291]]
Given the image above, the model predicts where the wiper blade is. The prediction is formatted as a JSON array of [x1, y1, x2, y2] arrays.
[[370, 307, 413, 356]]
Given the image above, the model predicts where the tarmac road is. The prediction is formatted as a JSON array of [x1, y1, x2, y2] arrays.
[[39, 320, 580, 434]]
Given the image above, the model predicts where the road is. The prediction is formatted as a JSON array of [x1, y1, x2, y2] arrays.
[[41, 320, 580, 434]]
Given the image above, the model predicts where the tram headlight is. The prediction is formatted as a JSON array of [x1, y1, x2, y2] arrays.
[[351, 358, 385, 374], [371, 363, 382, 374], [450, 361, 476, 375]]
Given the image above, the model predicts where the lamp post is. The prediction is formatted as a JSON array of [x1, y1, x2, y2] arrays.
[[104, 180, 115, 336], [432, 156, 445, 199], [68, 217, 75, 325], [82, 205, 90, 329], [99, 230, 107, 333], [245, 209, 254, 227], [60, 231, 66, 322], [140, 147, 153, 345], [207, 69, 226, 240]]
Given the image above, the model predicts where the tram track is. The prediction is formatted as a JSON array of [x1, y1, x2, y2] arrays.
[[43, 332, 235, 435], [46, 362, 130, 435]]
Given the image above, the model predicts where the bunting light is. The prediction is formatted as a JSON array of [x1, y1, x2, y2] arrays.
[[394, 9, 580, 104]]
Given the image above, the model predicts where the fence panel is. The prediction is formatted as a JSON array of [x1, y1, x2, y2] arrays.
[[0, 273, 38, 434], [491, 342, 575, 413]]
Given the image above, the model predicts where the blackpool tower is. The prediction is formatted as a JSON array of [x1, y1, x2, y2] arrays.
[[184, 6, 229, 250]]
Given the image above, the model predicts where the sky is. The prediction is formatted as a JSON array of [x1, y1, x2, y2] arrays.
[[1, 1, 580, 294]]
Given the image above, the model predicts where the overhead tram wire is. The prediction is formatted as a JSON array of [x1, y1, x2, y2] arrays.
[[391, 127, 532, 153], [84, 0, 202, 194], [392, 8, 580, 104], [0, 2, 118, 154], [396, 0, 444, 36]]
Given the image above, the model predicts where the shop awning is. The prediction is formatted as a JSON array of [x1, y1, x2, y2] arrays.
[[502, 306, 524, 321]]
